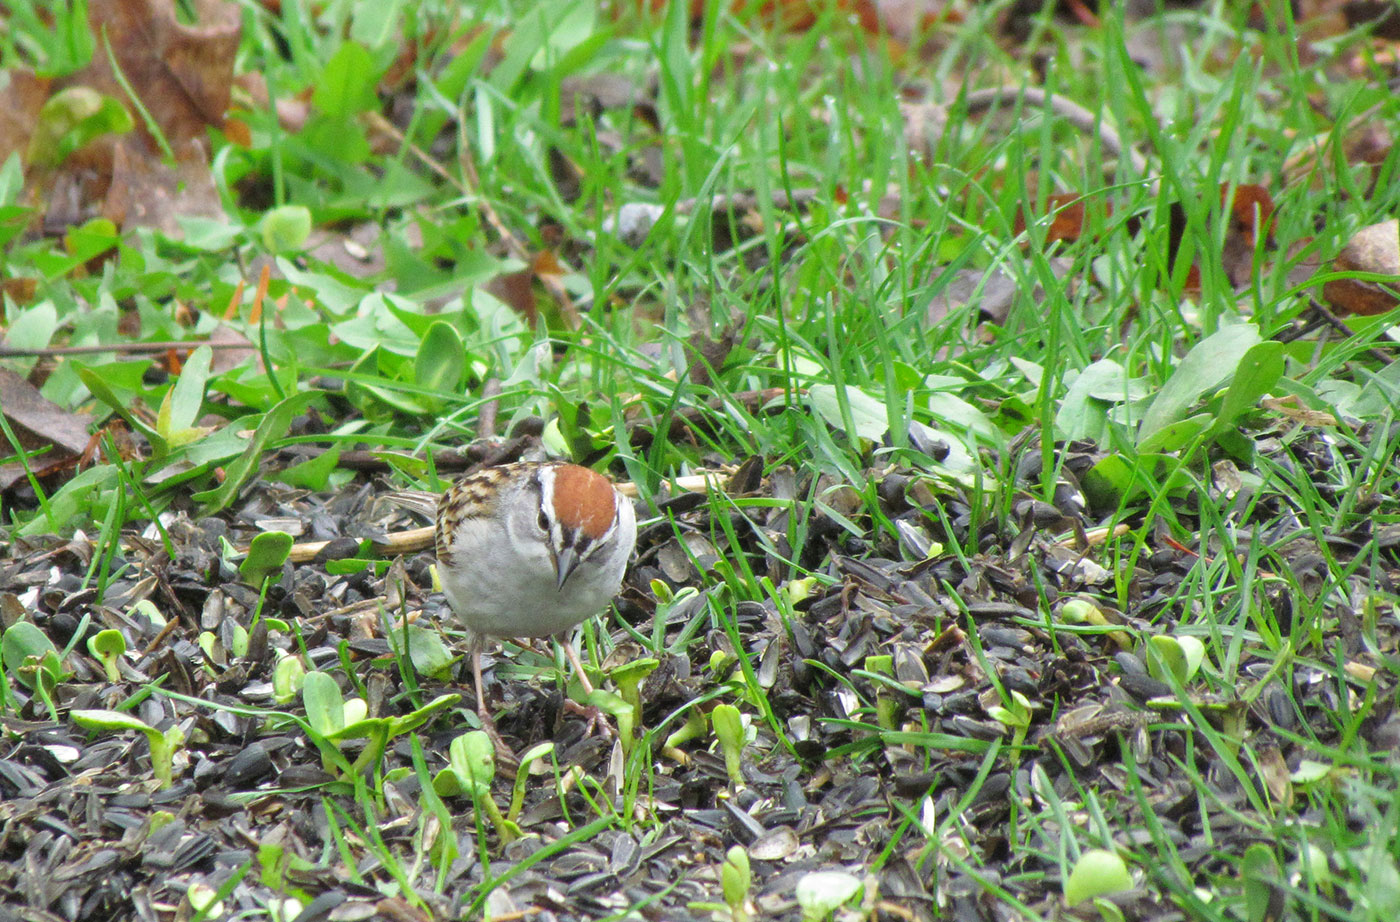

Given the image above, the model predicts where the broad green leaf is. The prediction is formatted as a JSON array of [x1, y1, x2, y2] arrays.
[[2, 622, 59, 687], [413, 321, 466, 401], [1081, 453, 1184, 506], [313, 41, 379, 119], [1215, 341, 1284, 430], [3, 302, 58, 354], [809, 384, 888, 441], [928, 392, 1002, 447], [272, 446, 342, 490], [192, 391, 318, 512], [449, 730, 496, 796], [1056, 360, 1145, 442], [1136, 412, 1211, 453], [400, 625, 457, 680], [158, 345, 213, 442], [302, 671, 345, 736], [1138, 324, 1261, 445]]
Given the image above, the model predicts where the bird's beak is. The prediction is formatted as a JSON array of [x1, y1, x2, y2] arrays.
[[555, 545, 580, 591]]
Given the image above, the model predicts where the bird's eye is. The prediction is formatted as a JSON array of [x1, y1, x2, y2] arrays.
[[537, 509, 549, 531]]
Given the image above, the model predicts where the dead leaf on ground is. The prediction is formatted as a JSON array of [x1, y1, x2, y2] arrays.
[[1322, 218, 1400, 317], [1167, 183, 1277, 292], [80, 0, 241, 153], [0, 71, 53, 168], [5, 0, 240, 236], [1014, 192, 1116, 245], [102, 136, 225, 234], [0, 368, 94, 491]]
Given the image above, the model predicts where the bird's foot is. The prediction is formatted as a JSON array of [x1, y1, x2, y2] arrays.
[[561, 697, 616, 741], [476, 706, 521, 771]]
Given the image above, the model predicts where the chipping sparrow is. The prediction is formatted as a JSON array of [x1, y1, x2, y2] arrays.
[[434, 461, 637, 751]]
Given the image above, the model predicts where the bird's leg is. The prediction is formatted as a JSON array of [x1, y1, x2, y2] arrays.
[[558, 638, 615, 740], [472, 642, 519, 770]]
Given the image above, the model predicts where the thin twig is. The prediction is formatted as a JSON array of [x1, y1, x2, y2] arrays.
[[0, 341, 255, 358], [1305, 297, 1395, 366]]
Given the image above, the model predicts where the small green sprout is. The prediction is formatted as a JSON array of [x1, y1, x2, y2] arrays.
[[722, 846, 753, 921], [71, 709, 186, 788], [259, 204, 313, 254], [2, 621, 68, 720], [301, 670, 458, 776], [86, 629, 128, 683], [785, 576, 817, 606], [863, 655, 898, 730], [272, 652, 306, 704], [1059, 599, 1132, 649], [436, 731, 518, 842], [230, 623, 250, 659], [795, 870, 862, 922], [240, 530, 294, 587], [711, 704, 747, 785], [662, 707, 708, 762], [1064, 848, 1132, 907], [986, 689, 1035, 759], [609, 657, 659, 721], [1145, 634, 1206, 684], [686, 845, 754, 920], [508, 742, 556, 822]]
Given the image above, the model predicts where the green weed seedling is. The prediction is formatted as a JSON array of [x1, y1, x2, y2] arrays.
[[28, 86, 132, 170], [239, 530, 294, 588], [661, 707, 707, 762], [576, 685, 636, 754], [390, 623, 456, 682], [431, 731, 520, 842], [1145, 634, 1206, 685], [271, 652, 306, 705], [794, 870, 863, 922], [301, 669, 458, 777], [609, 657, 658, 720], [86, 629, 127, 683], [1059, 599, 1132, 649], [863, 655, 898, 730], [1063, 848, 1133, 911], [259, 204, 312, 254], [688, 845, 754, 921], [2, 621, 69, 720], [985, 689, 1034, 759], [711, 703, 747, 786], [71, 709, 186, 788]]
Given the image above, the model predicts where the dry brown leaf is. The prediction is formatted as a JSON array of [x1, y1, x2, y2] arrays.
[[0, 368, 94, 490], [102, 136, 225, 233], [80, 0, 241, 153], [0, 71, 52, 168]]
